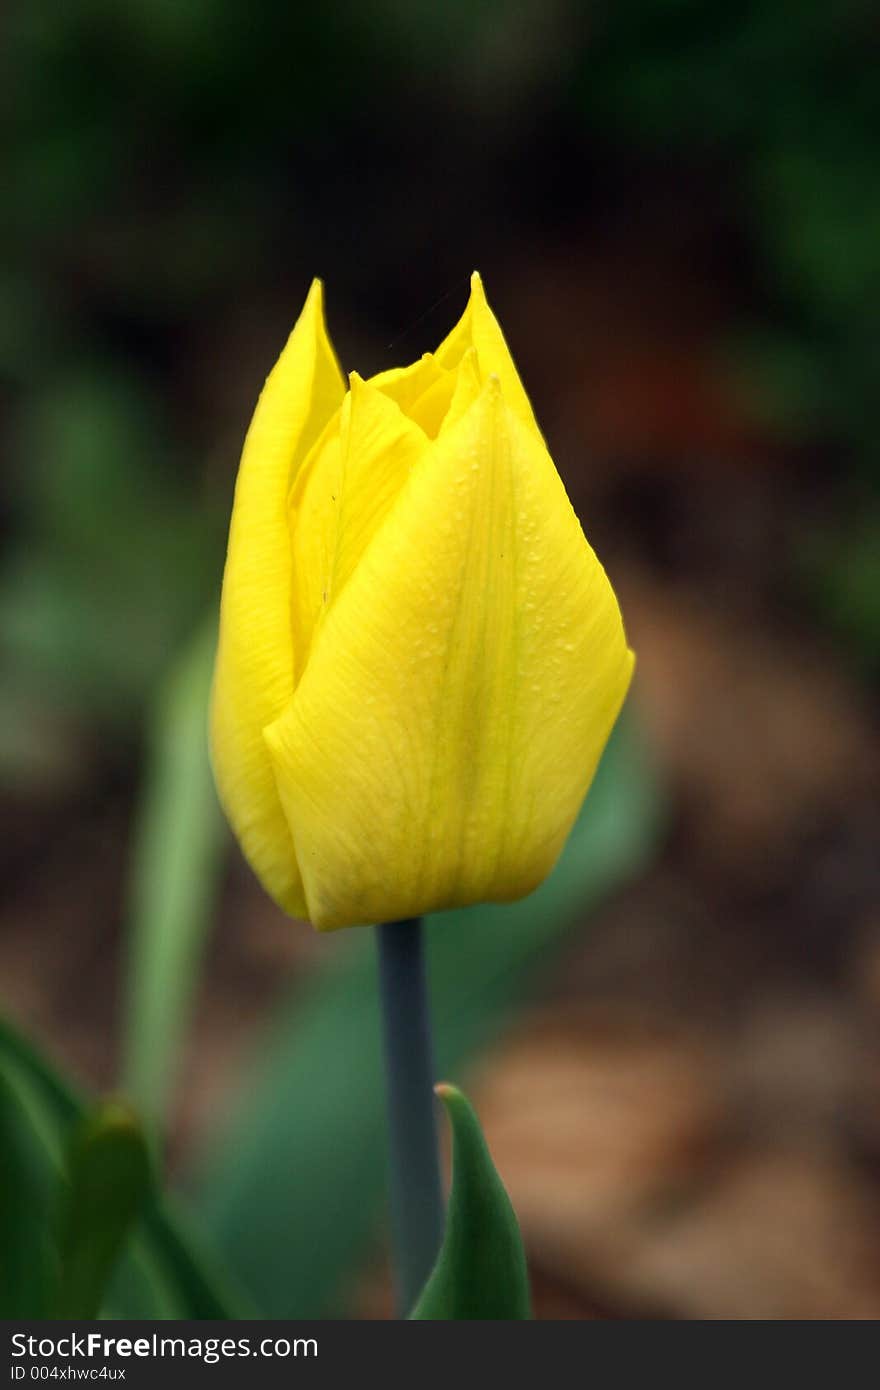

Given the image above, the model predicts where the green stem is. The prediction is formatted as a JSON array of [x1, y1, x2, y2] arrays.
[[376, 917, 445, 1315]]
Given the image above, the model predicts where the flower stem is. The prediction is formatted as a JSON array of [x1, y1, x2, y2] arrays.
[[376, 917, 445, 1315]]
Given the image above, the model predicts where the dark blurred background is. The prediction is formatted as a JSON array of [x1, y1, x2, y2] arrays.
[[2, 0, 880, 1318]]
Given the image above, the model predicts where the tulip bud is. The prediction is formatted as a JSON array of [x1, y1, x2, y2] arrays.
[[210, 273, 634, 930]]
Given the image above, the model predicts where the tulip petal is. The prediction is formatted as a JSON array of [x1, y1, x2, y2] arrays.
[[265, 377, 634, 930], [211, 280, 345, 915], [369, 353, 456, 437], [435, 272, 539, 434], [288, 374, 429, 677], [438, 346, 483, 437]]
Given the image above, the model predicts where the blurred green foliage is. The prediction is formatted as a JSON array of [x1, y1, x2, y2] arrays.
[[574, 0, 880, 663], [0, 1018, 250, 1318], [122, 622, 225, 1124], [1, 369, 221, 724], [587, 0, 880, 327], [55, 1099, 153, 1319]]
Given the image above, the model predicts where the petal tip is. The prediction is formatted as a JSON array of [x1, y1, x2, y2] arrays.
[[469, 270, 488, 306], [304, 276, 325, 310]]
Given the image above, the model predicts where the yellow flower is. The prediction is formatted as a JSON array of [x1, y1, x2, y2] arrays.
[[210, 273, 634, 930]]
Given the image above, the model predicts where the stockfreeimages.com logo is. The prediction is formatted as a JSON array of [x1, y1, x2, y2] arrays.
[[11, 1333, 317, 1367]]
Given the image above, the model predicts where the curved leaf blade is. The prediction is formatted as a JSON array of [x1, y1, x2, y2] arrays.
[[0, 1015, 250, 1319], [0, 1063, 59, 1317], [56, 1100, 153, 1318], [121, 621, 226, 1126], [411, 1085, 530, 1320]]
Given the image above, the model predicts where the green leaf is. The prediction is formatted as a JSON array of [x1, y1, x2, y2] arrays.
[[120, 620, 227, 1125], [0, 1063, 60, 1317], [0, 370, 222, 731], [411, 1085, 530, 1320], [191, 715, 662, 1317], [0, 1015, 250, 1319], [55, 1100, 153, 1318]]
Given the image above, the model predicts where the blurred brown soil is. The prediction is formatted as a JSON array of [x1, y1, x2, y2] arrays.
[[2, 236, 880, 1319]]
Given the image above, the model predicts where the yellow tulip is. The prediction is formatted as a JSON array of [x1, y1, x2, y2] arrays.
[[210, 273, 634, 930]]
